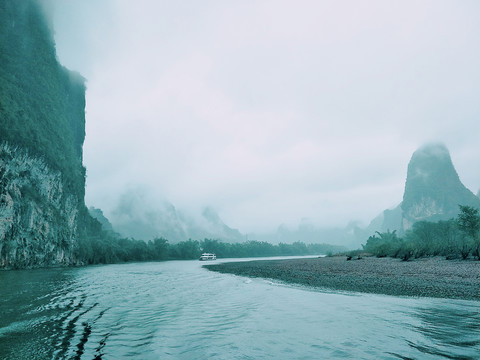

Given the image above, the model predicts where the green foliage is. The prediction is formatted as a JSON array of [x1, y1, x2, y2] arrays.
[[168, 239, 202, 260], [74, 233, 346, 265], [0, 1, 107, 265], [150, 238, 169, 260], [363, 230, 401, 258], [457, 205, 480, 259], [0, 0, 86, 199], [457, 205, 480, 238], [364, 206, 480, 260], [199, 239, 341, 259]]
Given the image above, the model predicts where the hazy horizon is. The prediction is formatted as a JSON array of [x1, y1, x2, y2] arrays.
[[50, 0, 480, 233]]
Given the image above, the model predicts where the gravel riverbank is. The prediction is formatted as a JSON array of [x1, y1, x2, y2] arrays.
[[204, 256, 480, 300]]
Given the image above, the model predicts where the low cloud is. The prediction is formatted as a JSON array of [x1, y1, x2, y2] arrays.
[[52, 0, 480, 233]]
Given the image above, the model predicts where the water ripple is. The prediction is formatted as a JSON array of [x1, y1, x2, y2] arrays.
[[1, 261, 479, 359]]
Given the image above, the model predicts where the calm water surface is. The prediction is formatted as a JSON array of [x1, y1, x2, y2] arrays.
[[1, 257, 479, 359]]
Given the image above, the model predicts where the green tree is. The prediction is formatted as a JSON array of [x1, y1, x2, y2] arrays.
[[169, 239, 201, 259], [435, 220, 461, 259], [200, 239, 230, 258], [362, 230, 400, 257], [411, 221, 440, 256], [150, 237, 169, 260], [457, 205, 480, 259]]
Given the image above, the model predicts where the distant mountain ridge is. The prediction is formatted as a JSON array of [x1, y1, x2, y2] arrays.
[[93, 143, 480, 248], [102, 188, 244, 243], [254, 220, 362, 249]]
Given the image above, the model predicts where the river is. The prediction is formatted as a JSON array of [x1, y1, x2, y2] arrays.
[[1, 257, 479, 359]]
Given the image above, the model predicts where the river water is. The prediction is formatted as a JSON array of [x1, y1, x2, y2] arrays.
[[1, 257, 479, 359]]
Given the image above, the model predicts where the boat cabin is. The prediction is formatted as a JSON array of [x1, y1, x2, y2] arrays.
[[199, 253, 216, 261]]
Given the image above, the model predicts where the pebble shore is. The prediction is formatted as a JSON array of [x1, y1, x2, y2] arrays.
[[204, 256, 480, 300]]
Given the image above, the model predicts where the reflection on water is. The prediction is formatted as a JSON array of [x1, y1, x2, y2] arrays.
[[0, 259, 479, 359]]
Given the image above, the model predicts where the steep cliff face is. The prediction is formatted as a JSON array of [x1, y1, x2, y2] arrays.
[[365, 143, 480, 235], [401, 143, 480, 229], [0, 145, 80, 268], [0, 0, 92, 268]]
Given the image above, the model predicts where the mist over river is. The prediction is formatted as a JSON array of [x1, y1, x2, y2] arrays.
[[1, 257, 479, 359]]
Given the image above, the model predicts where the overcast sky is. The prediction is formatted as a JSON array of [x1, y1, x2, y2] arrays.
[[51, 0, 480, 232]]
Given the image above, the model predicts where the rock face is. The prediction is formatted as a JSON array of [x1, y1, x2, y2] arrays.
[[88, 207, 117, 236], [0, 0, 93, 268], [368, 143, 480, 235], [401, 143, 480, 229], [366, 204, 403, 234], [0, 145, 80, 268]]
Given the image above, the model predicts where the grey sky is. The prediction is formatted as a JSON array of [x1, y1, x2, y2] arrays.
[[52, 0, 480, 232]]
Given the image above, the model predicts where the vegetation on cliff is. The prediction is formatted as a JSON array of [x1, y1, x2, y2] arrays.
[[0, 0, 86, 199], [0, 0, 103, 269]]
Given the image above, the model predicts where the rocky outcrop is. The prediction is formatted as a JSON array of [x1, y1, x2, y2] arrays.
[[368, 143, 480, 235], [0, 0, 93, 268], [88, 207, 118, 236], [0, 145, 80, 268], [401, 143, 480, 230]]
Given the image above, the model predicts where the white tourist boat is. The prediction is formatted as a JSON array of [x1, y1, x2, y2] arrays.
[[199, 253, 216, 261]]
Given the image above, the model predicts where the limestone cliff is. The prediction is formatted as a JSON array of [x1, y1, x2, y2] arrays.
[[0, 144, 80, 268], [0, 0, 94, 268], [401, 143, 480, 229], [368, 143, 480, 235]]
